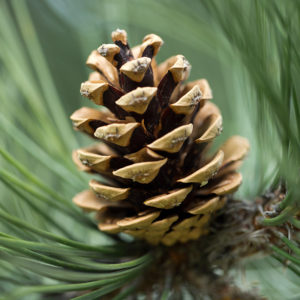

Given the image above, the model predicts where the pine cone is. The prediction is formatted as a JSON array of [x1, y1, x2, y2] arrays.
[[71, 29, 250, 246]]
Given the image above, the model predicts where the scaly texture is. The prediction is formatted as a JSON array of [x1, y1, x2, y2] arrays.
[[71, 29, 250, 246]]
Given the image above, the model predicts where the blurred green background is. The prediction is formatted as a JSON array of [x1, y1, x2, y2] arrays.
[[0, 0, 299, 299]]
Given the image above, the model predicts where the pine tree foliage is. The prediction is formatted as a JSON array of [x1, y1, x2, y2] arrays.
[[0, 0, 299, 299]]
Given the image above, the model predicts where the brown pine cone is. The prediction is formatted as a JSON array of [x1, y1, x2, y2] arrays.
[[71, 29, 250, 246]]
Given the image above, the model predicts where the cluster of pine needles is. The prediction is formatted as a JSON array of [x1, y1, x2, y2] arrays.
[[0, 0, 299, 299]]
